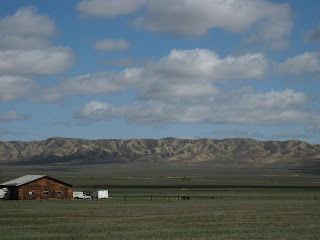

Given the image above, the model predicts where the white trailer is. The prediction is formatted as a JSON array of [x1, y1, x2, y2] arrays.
[[73, 191, 91, 199], [0, 188, 10, 199], [93, 190, 109, 199]]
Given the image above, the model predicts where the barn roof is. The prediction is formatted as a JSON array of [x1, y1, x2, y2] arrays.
[[0, 175, 45, 186], [0, 175, 72, 187]]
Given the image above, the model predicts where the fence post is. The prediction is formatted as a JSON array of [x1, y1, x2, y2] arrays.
[[178, 195, 180, 200]]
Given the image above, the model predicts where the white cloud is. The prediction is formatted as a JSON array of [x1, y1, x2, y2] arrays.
[[0, 6, 75, 82], [0, 6, 57, 50], [33, 68, 143, 102], [0, 7, 76, 103], [149, 49, 268, 81], [0, 75, 38, 102], [135, 0, 292, 50], [0, 35, 53, 51], [100, 57, 153, 67], [74, 88, 316, 128], [139, 83, 219, 100], [139, 49, 268, 100], [33, 48, 268, 102], [75, 0, 292, 50], [0, 47, 76, 76], [0, 111, 30, 122], [76, 0, 147, 18], [278, 52, 320, 75], [74, 101, 115, 120], [94, 38, 130, 52]]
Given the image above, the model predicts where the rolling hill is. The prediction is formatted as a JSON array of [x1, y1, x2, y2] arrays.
[[0, 137, 319, 171]]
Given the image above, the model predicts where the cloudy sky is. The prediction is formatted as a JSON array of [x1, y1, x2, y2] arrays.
[[1, 0, 320, 143]]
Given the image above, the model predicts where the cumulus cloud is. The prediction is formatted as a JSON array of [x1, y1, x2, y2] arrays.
[[0, 75, 38, 102], [0, 7, 75, 76], [74, 101, 116, 120], [94, 38, 130, 52], [0, 6, 76, 102], [0, 6, 57, 50], [74, 88, 315, 128], [135, 0, 292, 50], [0, 111, 30, 122], [278, 52, 320, 75], [33, 68, 143, 102], [34, 48, 268, 102], [76, 0, 147, 18], [148, 49, 268, 81], [138, 49, 268, 100], [0, 47, 76, 76], [139, 83, 219, 100], [100, 57, 153, 67], [75, 0, 292, 50]]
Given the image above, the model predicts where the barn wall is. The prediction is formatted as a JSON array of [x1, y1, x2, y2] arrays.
[[18, 177, 72, 200]]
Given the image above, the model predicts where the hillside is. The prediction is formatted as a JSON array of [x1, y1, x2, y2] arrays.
[[0, 137, 319, 170]]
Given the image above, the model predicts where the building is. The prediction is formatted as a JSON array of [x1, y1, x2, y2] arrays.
[[93, 190, 109, 199], [0, 175, 72, 200]]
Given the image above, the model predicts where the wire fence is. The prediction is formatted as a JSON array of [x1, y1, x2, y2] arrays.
[[104, 195, 319, 201]]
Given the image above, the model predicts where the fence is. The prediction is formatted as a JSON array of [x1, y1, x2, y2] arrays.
[[107, 195, 319, 201]]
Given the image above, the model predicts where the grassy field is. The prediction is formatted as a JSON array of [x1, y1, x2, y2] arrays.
[[1, 167, 320, 239], [1, 198, 320, 240]]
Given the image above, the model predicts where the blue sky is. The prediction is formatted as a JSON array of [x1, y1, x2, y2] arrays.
[[1, 0, 320, 143]]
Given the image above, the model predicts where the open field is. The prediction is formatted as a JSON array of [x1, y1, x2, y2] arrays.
[[1, 166, 320, 239], [2, 163, 320, 186], [1, 198, 320, 240]]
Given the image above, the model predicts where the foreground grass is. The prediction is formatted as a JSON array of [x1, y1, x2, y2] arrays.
[[1, 198, 320, 240]]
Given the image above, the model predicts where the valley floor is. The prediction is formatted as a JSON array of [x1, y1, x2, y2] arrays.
[[1, 192, 320, 239], [0, 199, 320, 240], [1, 168, 320, 239]]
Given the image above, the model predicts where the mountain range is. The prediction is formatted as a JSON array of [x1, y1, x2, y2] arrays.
[[0, 138, 319, 171]]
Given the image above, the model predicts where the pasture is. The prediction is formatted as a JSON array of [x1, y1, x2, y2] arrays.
[[1, 168, 320, 239], [1, 197, 320, 240]]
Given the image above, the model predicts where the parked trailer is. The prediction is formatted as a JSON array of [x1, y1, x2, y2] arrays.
[[73, 191, 91, 199], [93, 190, 109, 199], [0, 188, 10, 199]]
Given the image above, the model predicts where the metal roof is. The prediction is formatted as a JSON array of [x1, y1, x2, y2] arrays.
[[0, 175, 46, 187]]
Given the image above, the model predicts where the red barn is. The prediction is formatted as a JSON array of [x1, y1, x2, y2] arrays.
[[0, 175, 72, 200]]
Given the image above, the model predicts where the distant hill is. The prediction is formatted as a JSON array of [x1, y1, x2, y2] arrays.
[[0, 137, 319, 171]]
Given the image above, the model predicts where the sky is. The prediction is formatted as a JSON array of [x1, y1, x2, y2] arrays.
[[0, 0, 320, 144]]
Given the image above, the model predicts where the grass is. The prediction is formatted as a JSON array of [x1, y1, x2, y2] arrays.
[[1, 194, 320, 239], [1, 169, 320, 239]]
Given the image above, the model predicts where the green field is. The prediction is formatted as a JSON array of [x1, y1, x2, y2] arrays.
[[1, 198, 320, 240], [1, 167, 320, 239]]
